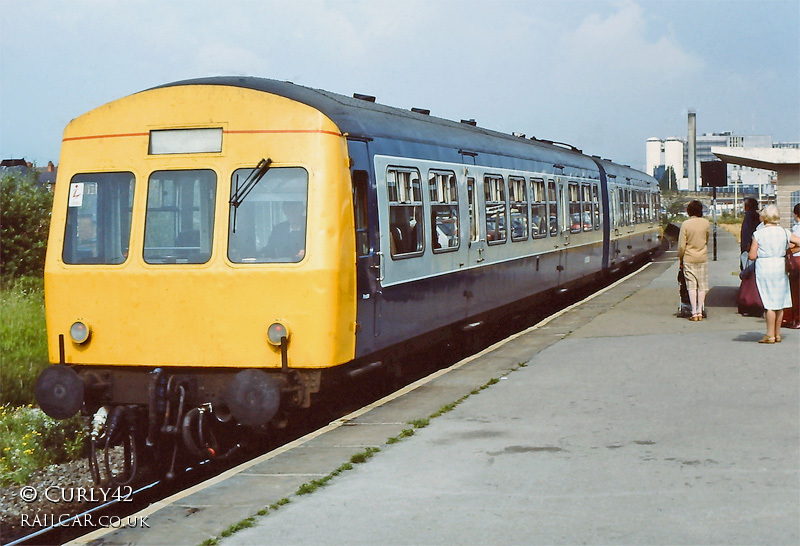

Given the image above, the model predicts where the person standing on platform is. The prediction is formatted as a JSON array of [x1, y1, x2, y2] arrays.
[[782, 203, 800, 329], [678, 200, 710, 321], [748, 204, 800, 343], [740, 197, 760, 270]]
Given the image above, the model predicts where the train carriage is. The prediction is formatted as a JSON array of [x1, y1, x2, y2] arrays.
[[36, 77, 661, 482]]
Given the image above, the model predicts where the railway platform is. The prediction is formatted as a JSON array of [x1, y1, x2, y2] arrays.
[[71, 227, 799, 546]]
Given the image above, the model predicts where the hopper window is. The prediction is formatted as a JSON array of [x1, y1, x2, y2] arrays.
[[530, 179, 547, 238], [508, 176, 528, 242], [429, 170, 459, 252], [387, 168, 424, 258], [484, 175, 507, 245]]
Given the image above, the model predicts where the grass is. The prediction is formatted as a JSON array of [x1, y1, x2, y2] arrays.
[[0, 277, 88, 485], [1, 276, 50, 407], [0, 404, 86, 485]]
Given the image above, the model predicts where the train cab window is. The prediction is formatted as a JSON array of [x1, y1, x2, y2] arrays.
[[467, 177, 478, 243], [591, 184, 601, 230], [508, 176, 528, 242], [387, 168, 423, 258], [530, 179, 547, 239], [547, 180, 559, 236], [227, 167, 308, 263], [352, 170, 370, 257], [484, 175, 507, 245], [580, 183, 593, 232], [144, 170, 216, 264], [568, 183, 581, 233], [63, 172, 135, 265], [429, 170, 459, 252]]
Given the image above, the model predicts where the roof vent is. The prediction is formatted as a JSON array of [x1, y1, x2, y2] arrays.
[[512, 132, 526, 138], [353, 93, 376, 102], [411, 107, 430, 115], [460, 119, 477, 126]]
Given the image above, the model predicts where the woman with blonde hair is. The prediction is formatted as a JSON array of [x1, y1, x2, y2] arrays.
[[748, 204, 800, 343]]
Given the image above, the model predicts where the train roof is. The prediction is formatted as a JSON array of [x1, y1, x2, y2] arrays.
[[592, 157, 657, 188], [153, 77, 616, 175]]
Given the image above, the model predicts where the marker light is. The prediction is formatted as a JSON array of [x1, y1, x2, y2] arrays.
[[266, 322, 290, 346], [69, 321, 91, 344]]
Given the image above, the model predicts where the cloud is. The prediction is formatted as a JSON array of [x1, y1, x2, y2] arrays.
[[559, 2, 703, 83]]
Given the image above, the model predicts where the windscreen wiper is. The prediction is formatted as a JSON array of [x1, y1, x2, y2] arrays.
[[230, 158, 272, 208], [230, 158, 271, 233]]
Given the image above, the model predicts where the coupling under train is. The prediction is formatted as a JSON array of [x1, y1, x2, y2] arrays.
[[35, 77, 662, 483]]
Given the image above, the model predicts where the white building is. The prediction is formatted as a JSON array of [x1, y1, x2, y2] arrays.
[[646, 132, 778, 194]]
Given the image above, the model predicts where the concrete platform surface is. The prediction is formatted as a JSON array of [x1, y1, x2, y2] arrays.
[[74, 228, 799, 546]]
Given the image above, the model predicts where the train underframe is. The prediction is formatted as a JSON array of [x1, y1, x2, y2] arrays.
[[36, 363, 323, 485]]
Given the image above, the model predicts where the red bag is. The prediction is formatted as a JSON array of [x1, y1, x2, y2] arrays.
[[737, 273, 763, 310]]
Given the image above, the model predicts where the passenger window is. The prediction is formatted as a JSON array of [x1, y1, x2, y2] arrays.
[[508, 176, 528, 242], [484, 175, 506, 245], [387, 168, 424, 258], [530, 179, 547, 239], [352, 170, 370, 257], [144, 170, 216, 264], [581, 184, 593, 232], [547, 180, 559, 236], [568, 183, 581, 233], [429, 170, 459, 252], [63, 172, 135, 265]]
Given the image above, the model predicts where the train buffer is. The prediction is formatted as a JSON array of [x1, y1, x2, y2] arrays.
[[70, 227, 798, 546]]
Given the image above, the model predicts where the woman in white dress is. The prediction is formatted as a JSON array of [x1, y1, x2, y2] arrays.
[[748, 204, 800, 343]]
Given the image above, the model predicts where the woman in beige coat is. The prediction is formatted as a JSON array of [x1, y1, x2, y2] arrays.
[[678, 200, 710, 321]]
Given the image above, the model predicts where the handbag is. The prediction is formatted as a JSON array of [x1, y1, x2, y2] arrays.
[[738, 272, 763, 309], [787, 232, 798, 274]]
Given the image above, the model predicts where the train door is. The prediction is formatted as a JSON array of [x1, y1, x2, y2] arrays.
[[466, 175, 486, 267], [348, 139, 381, 352], [546, 178, 566, 285]]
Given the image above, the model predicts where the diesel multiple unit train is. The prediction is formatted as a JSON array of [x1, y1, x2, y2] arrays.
[[35, 77, 661, 482]]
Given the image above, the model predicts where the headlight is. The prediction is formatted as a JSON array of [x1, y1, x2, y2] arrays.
[[69, 321, 91, 344], [266, 322, 290, 346]]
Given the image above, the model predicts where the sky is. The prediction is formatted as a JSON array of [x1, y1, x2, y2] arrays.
[[1, 0, 798, 171]]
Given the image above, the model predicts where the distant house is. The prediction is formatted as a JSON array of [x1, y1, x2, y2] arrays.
[[1, 158, 57, 189], [0, 158, 30, 173], [38, 161, 58, 189]]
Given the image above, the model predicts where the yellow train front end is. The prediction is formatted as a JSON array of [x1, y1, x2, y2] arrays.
[[35, 83, 357, 479]]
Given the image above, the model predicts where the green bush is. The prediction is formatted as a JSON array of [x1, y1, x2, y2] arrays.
[[1, 168, 53, 278], [0, 277, 49, 406], [0, 404, 86, 485]]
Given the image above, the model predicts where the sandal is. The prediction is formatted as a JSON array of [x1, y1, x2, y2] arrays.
[[758, 336, 776, 344], [775, 335, 782, 343]]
